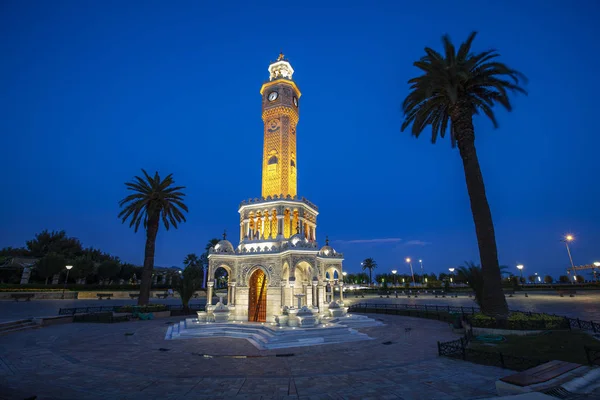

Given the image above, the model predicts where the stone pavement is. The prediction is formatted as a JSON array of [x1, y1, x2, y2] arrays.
[[0, 313, 510, 400]]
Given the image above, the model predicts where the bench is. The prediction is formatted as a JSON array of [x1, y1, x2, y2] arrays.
[[96, 293, 113, 300], [156, 293, 169, 299], [557, 289, 576, 297], [497, 360, 582, 395], [129, 293, 139, 299], [11, 293, 35, 302]]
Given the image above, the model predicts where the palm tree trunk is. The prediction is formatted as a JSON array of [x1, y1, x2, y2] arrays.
[[138, 214, 159, 305], [454, 113, 509, 318]]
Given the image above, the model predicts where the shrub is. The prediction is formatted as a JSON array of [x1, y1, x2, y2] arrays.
[[469, 312, 568, 330], [114, 304, 168, 313]]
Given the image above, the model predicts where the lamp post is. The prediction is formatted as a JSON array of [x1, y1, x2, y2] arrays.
[[342, 271, 347, 284], [594, 262, 600, 282], [392, 270, 397, 286], [516, 264, 524, 284], [406, 258, 416, 287], [61, 265, 73, 299], [561, 235, 576, 284], [448, 267, 455, 286], [419, 259, 424, 282]]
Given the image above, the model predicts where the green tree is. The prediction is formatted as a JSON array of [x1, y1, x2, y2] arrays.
[[97, 260, 121, 283], [72, 257, 96, 283], [457, 261, 485, 307], [174, 263, 204, 313], [528, 275, 536, 283], [118, 263, 138, 282], [0, 247, 30, 257], [401, 32, 526, 318], [544, 275, 553, 284], [575, 275, 584, 284], [361, 258, 377, 285], [559, 275, 570, 283], [36, 253, 66, 285], [26, 230, 83, 259], [118, 169, 188, 305]]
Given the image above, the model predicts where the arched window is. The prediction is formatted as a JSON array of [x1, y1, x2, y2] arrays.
[[268, 156, 278, 165]]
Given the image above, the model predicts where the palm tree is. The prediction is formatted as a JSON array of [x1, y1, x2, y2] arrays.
[[200, 238, 220, 288], [361, 258, 377, 286], [174, 263, 203, 314], [400, 32, 526, 318], [183, 253, 200, 268], [118, 169, 188, 305]]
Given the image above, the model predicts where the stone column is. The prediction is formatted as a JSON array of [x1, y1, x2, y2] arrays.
[[229, 282, 236, 305], [313, 225, 317, 241], [207, 282, 214, 305], [339, 282, 344, 302], [20, 267, 31, 285], [312, 280, 318, 307], [261, 215, 267, 239], [277, 215, 284, 237], [280, 281, 287, 307], [305, 283, 312, 307], [289, 281, 295, 308]]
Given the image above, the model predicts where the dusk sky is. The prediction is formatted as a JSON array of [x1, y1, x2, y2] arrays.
[[1, 0, 599, 279]]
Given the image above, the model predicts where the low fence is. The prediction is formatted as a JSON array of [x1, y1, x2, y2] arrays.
[[437, 328, 546, 371], [58, 304, 204, 316], [348, 303, 600, 333]]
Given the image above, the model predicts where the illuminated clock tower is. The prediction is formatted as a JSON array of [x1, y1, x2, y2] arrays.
[[206, 54, 344, 323], [259, 53, 301, 199]]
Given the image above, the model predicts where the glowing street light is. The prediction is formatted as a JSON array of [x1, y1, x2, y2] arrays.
[[561, 234, 576, 284], [61, 265, 73, 299], [594, 262, 600, 267], [516, 264, 524, 283], [419, 259, 424, 282], [406, 258, 416, 287], [342, 271, 347, 284], [391, 270, 397, 286], [448, 267, 455, 285]]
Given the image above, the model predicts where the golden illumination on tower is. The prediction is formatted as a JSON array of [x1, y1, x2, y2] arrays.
[[260, 54, 301, 199]]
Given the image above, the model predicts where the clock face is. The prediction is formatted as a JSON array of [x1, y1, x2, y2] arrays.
[[293, 96, 298, 107], [268, 91, 278, 101]]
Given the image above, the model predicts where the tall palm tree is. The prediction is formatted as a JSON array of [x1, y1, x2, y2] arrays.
[[361, 257, 377, 286], [401, 32, 526, 318], [118, 169, 188, 305]]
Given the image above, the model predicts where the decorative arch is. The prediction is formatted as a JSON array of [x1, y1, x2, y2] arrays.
[[243, 264, 272, 286], [294, 260, 313, 283], [325, 265, 341, 282]]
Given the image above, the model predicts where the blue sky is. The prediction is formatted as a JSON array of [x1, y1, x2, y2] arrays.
[[1, 0, 599, 279]]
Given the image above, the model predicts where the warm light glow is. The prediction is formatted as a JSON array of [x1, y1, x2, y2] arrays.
[[342, 272, 347, 276], [594, 262, 600, 267], [573, 275, 577, 281], [565, 234, 574, 242], [448, 268, 455, 272], [405, 258, 411, 263], [65, 265, 73, 270], [391, 270, 397, 274], [516, 264, 524, 270]]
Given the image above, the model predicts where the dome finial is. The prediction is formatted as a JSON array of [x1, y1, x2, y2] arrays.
[[277, 51, 285, 61], [325, 236, 329, 246], [222, 229, 227, 240]]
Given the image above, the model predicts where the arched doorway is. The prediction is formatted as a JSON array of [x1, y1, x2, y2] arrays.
[[248, 269, 267, 322]]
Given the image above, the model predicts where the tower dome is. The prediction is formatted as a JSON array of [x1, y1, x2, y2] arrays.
[[213, 239, 235, 254]]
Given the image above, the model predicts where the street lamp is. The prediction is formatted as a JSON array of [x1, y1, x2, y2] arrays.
[[419, 259, 424, 282], [391, 270, 397, 286], [61, 265, 73, 299], [406, 258, 416, 287], [561, 235, 576, 284], [342, 271, 347, 283], [516, 264, 524, 283], [448, 267, 455, 285]]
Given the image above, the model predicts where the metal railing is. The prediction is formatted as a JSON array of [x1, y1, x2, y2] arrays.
[[58, 304, 204, 316]]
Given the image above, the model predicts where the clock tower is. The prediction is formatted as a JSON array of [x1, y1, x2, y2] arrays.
[[259, 53, 301, 199]]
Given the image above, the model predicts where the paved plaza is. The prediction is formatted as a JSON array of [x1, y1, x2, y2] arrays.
[[0, 313, 510, 400]]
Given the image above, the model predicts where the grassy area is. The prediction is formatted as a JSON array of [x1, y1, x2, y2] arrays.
[[469, 331, 599, 365]]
